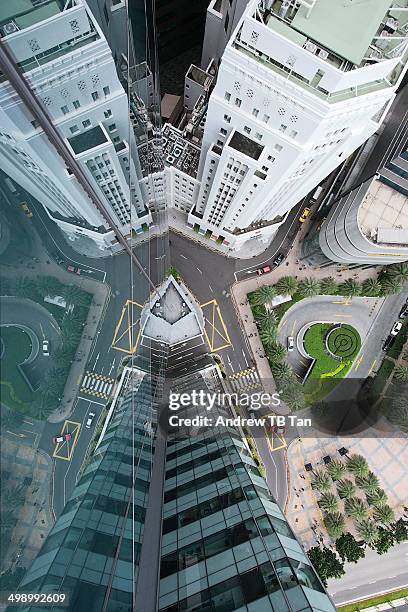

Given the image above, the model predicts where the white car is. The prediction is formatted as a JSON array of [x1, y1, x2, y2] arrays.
[[390, 321, 402, 337], [287, 336, 295, 351], [86, 412, 96, 429], [42, 339, 50, 356]]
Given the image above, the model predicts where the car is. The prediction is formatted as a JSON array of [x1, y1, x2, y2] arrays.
[[272, 423, 286, 435], [273, 253, 284, 267], [256, 265, 271, 275], [86, 412, 96, 429], [390, 321, 402, 336], [399, 302, 408, 319], [67, 265, 81, 274], [42, 339, 50, 356], [287, 336, 294, 351], [299, 207, 311, 223], [53, 433, 71, 444], [382, 336, 395, 352], [20, 201, 33, 218]]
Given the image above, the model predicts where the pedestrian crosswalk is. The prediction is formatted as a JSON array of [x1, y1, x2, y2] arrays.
[[80, 371, 115, 400], [227, 367, 261, 392]]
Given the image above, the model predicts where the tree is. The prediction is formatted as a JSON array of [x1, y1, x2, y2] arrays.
[[0, 409, 24, 432], [280, 382, 306, 411], [324, 512, 345, 539], [298, 277, 321, 298], [62, 284, 88, 306], [373, 504, 395, 525], [36, 275, 61, 298], [355, 472, 380, 494], [275, 276, 298, 296], [257, 310, 277, 327], [327, 460, 346, 481], [0, 510, 16, 531], [266, 342, 286, 364], [387, 262, 408, 284], [347, 454, 369, 477], [380, 276, 402, 296], [271, 361, 293, 381], [345, 497, 369, 521], [336, 479, 356, 500], [372, 526, 395, 555], [259, 325, 278, 347], [392, 518, 408, 542], [54, 346, 74, 367], [320, 277, 338, 295], [367, 488, 388, 508], [312, 469, 332, 493], [14, 277, 37, 299], [394, 365, 408, 383], [356, 519, 379, 546], [362, 278, 382, 297], [308, 546, 345, 585], [255, 285, 276, 306], [335, 533, 365, 563], [319, 493, 339, 514], [340, 278, 361, 297], [4, 484, 25, 510]]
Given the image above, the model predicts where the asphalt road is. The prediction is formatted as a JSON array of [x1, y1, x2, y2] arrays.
[[328, 540, 408, 606]]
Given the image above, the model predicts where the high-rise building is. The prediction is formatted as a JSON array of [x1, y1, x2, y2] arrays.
[[16, 276, 336, 612], [177, 0, 408, 253], [0, 0, 152, 252], [319, 123, 408, 264]]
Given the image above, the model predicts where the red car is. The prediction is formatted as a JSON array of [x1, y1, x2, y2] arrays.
[[67, 265, 81, 275], [53, 433, 71, 444], [256, 265, 271, 275]]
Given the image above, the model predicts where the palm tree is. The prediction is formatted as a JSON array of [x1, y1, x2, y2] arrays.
[[275, 276, 298, 296], [257, 310, 277, 327], [340, 278, 361, 297], [380, 276, 402, 296], [337, 479, 356, 500], [0, 409, 24, 432], [345, 497, 369, 521], [298, 277, 321, 298], [327, 460, 346, 481], [320, 277, 338, 295], [36, 275, 61, 298], [362, 278, 382, 297], [356, 519, 379, 546], [394, 365, 408, 382], [373, 504, 395, 525], [0, 510, 16, 532], [62, 284, 88, 306], [355, 472, 380, 494], [280, 383, 306, 411], [387, 262, 408, 284], [4, 484, 25, 510], [319, 492, 339, 514], [54, 346, 74, 367], [367, 488, 388, 508], [271, 361, 293, 381], [14, 277, 37, 299], [347, 454, 369, 477], [266, 342, 286, 364], [259, 324, 278, 347], [255, 285, 276, 306], [312, 469, 332, 492], [324, 512, 345, 539]]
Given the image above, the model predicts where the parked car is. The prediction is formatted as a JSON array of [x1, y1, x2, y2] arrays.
[[390, 321, 402, 336], [42, 339, 50, 356], [86, 412, 96, 429], [67, 265, 81, 274], [287, 336, 294, 351], [311, 186, 323, 201], [20, 201, 33, 218], [273, 253, 284, 267], [256, 265, 271, 275], [399, 301, 408, 319], [299, 207, 311, 223], [382, 336, 395, 352], [53, 433, 71, 444]]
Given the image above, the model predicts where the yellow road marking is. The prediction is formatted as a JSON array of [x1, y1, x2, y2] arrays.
[[354, 353, 364, 371], [201, 299, 231, 352], [367, 359, 377, 376], [53, 420, 81, 462], [111, 299, 143, 354], [334, 313, 352, 318], [332, 299, 352, 306], [265, 425, 287, 452]]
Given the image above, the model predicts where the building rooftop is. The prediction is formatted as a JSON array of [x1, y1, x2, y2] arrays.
[[0, 0, 65, 32], [162, 124, 201, 178], [229, 131, 264, 160], [68, 125, 108, 155], [358, 178, 408, 246]]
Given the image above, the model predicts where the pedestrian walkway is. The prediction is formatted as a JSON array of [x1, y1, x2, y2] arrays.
[[80, 371, 114, 400]]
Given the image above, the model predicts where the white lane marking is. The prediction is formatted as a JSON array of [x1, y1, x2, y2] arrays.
[[242, 349, 249, 368]]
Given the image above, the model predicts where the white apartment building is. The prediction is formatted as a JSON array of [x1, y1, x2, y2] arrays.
[[0, 0, 151, 252], [185, 0, 408, 252]]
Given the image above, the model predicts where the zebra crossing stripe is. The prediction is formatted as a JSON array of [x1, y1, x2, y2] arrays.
[[82, 375, 89, 386]]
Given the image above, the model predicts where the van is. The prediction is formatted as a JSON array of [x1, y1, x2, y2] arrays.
[[311, 186, 323, 201]]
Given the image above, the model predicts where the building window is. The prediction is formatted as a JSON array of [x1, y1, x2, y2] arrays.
[[104, 109, 112, 118], [30, 120, 40, 129], [252, 108, 259, 117], [108, 123, 116, 132], [91, 91, 99, 101], [263, 114, 270, 123], [217, 139, 223, 146], [224, 114, 231, 123], [220, 128, 227, 136], [73, 100, 80, 109], [69, 125, 79, 133], [61, 105, 69, 114], [235, 98, 242, 107], [224, 12, 229, 32], [243, 126, 251, 134], [82, 119, 91, 128], [225, 92, 231, 101], [103, 86, 110, 96], [279, 124, 287, 132], [255, 132, 262, 140]]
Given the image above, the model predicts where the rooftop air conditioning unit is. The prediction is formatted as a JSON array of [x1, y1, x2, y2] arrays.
[[1, 21, 18, 36], [305, 41, 317, 54], [318, 48, 328, 60]]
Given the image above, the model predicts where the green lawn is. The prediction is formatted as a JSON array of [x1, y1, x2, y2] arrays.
[[338, 586, 408, 612], [0, 326, 35, 411], [302, 323, 361, 402]]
